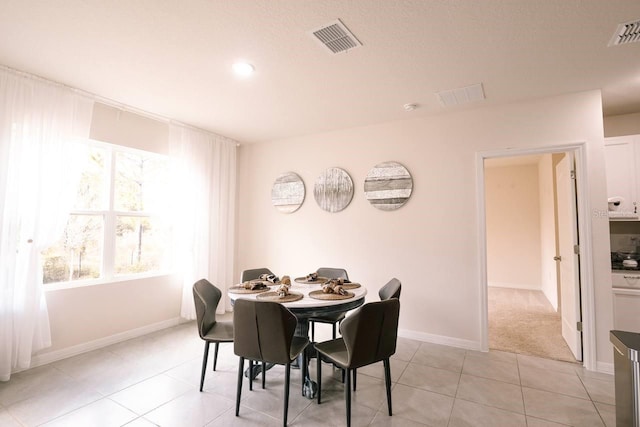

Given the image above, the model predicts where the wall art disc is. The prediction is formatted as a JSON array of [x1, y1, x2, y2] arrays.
[[313, 167, 354, 213], [271, 172, 305, 213], [364, 161, 413, 211]]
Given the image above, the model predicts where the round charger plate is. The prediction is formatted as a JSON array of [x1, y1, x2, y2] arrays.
[[228, 285, 272, 294], [308, 290, 355, 300], [256, 291, 304, 302], [251, 278, 281, 285], [337, 283, 361, 290], [294, 276, 329, 284]]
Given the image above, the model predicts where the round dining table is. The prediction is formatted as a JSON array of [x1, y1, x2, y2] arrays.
[[228, 279, 367, 399]]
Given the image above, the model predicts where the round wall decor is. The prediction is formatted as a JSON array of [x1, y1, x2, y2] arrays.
[[314, 167, 354, 213], [271, 172, 305, 213], [364, 161, 413, 211]]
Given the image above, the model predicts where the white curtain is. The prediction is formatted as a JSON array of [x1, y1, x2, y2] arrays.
[[0, 69, 94, 381], [169, 124, 237, 318]]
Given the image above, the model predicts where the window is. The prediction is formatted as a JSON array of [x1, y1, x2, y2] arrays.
[[42, 141, 171, 286]]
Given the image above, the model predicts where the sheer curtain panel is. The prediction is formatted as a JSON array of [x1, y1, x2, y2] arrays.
[[169, 125, 237, 319], [0, 69, 94, 381]]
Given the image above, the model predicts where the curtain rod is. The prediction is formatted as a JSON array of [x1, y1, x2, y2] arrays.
[[1, 64, 240, 146]]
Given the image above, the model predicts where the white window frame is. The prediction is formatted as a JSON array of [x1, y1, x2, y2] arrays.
[[44, 139, 172, 291]]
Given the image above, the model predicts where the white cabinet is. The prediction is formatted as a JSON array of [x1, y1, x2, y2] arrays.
[[604, 135, 640, 219], [612, 288, 640, 333]]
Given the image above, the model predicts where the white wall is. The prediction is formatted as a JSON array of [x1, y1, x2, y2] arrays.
[[37, 103, 183, 359], [237, 90, 614, 366], [485, 163, 542, 290]]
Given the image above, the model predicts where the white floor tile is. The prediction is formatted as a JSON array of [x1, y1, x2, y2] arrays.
[[144, 389, 234, 427], [40, 398, 138, 427], [109, 374, 193, 415], [448, 398, 526, 427], [1, 320, 615, 427]]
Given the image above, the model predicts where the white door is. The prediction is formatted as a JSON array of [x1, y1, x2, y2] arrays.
[[556, 153, 582, 361]]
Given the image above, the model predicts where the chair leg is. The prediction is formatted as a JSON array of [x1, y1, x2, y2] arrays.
[[301, 349, 307, 396], [213, 342, 219, 371], [262, 361, 266, 389], [332, 323, 336, 339], [383, 358, 392, 416], [236, 357, 244, 416], [316, 350, 322, 404], [345, 368, 352, 427], [284, 363, 291, 427], [311, 321, 315, 342], [249, 360, 253, 391], [353, 368, 357, 391], [199, 342, 209, 392]]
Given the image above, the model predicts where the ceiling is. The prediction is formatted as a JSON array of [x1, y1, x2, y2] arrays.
[[1, 0, 640, 144]]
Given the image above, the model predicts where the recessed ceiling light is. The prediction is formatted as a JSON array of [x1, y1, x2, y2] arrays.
[[232, 62, 255, 77]]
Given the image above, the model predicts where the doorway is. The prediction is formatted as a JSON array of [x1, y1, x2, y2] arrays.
[[477, 144, 594, 369]]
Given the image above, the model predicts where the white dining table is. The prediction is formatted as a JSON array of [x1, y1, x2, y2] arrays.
[[228, 280, 367, 314], [228, 279, 367, 399]]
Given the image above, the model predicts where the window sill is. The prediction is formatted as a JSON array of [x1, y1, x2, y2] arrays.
[[44, 271, 174, 292]]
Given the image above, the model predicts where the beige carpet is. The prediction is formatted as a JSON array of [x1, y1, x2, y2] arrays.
[[489, 287, 578, 363]]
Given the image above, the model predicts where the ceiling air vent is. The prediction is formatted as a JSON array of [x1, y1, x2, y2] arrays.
[[309, 19, 362, 54], [436, 83, 485, 107], [609, 19, 640, 46]]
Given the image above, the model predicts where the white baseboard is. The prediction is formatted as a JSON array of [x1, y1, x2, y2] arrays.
[[596, 361, 614, 375], [24, 319, 610, 377], [488, 281, 541, 291], [27, 317, 185, 371], [398, 328, 481, 351]]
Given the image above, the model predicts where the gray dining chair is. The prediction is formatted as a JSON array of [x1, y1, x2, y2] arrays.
[[315, 299, 400, 427], [309, 267, 349, 341], [379, 277, 401, 300], [348, 277, 403, 389], [192, 279, 234, 392], [239, 267, 275, 388], [241, 267, 274, 283], [234, 299, 309, 426]]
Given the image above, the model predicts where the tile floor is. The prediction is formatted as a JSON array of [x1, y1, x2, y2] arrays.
[[0, 317, 616, 426]]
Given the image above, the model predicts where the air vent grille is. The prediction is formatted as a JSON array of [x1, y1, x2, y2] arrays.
[[309, 19, 362, 54], [609, 19, 640, 46], [436, 83, 485, 107]]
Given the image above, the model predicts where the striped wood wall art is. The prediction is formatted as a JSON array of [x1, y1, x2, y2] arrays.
[[313, 167, 354, 213], [271, 171, 305, 213], [364, 161, 413, 211]]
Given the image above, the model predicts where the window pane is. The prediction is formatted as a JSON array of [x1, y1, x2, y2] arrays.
[[115, 216, 169, 275], [42, 215, 103, 284], [74, 146, 106, 210], [114, 152, 169, 212]]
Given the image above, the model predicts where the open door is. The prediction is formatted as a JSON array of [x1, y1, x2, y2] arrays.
[[555, 153, 582, 361]]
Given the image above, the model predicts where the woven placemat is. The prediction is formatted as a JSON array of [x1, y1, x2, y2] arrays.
[[339, 283, 361, 290], [256, 291, 303, 302], [228, 285, 271, 294], [250, 278, 281, 285], [294, 276, 329, 284], [308, 290, 355, 300]]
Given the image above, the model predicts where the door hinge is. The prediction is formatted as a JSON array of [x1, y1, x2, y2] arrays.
[[570, 170, 576, 180], [577, 321, 583, 332], [573, 244, 580, 255]]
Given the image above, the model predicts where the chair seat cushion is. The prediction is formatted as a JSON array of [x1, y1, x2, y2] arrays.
[[203, 320, 234, 342], [315, 338, 348, 367], [308, 311, 346, 324], [289, 336, 310, 360]]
